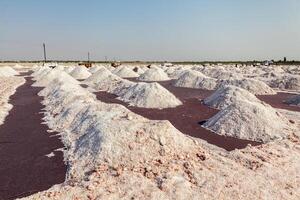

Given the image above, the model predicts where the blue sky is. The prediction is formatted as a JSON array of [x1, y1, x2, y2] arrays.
[[1, 0, 300, 61]]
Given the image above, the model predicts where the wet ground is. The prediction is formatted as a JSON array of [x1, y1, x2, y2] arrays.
[[257, 92, 300, 112], [95, 79, 260, 151], [0, 75, 66, 199]]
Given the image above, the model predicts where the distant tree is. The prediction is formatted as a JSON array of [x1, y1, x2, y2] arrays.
[[284, 57, 287, 62]]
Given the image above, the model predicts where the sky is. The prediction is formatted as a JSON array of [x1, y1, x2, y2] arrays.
[[1, 0, 300, 61]]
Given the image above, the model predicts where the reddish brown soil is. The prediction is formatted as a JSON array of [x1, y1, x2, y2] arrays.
[[257, 92, 300, 112], [0, 76, 66, 200], [95, 79, 260, 151]]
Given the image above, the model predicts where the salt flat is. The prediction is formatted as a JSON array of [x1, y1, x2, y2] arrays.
[[0, 63, 299, 200]]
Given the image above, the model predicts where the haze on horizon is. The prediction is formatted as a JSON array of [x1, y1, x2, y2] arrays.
[[1, 0, 300, 62]]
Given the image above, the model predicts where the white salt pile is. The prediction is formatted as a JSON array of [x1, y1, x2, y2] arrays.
[[89, 65, 106, 74], [113, 66, 139, 78], [0, 77, 25, 125], [167, 68, 189, 79], [85, 68, 181, 108], [138, 68, 170, 81], [34, 76, 194, 182], [64, 66, 76, 73], [33, 68, 80, 87], [191, 65, 204, 72], [218, 78, 276, 95], [105, 65, 117, 72], [164, 67, 176, 75], [13, 64, 24, 69], [54, 65, 65, 71], [84, 67, 115, 85], [0, 66, 19, 77], [173, 70, 217, 90], [69, 66, 92, 80], [285, 94, 300, 106], [31, 65, 40, 70], [201, 68, 243, 80], [270, 74, 300, 91], [31, 66, 52, 78], [117, 82, 182, 109], [132, 67, 145, 75], [147, 64, 161, 69], [204, 85, 261, 110], [285, 65, 300, 75], [84, 67, 134, 92], [203, 100, 293, 142]]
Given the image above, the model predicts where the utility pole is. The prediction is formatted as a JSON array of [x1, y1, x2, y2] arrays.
[[43, 43, 47, 66], [88, 52, 90, 63]]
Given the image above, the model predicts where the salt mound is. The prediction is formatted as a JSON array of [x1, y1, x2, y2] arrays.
[[0, 66, 19, 77], [164, 67, 176, 75], [218, 78, 276, 95], [270, 74, 300, 91], [147, 64, 161, 69], [204, 85, 261, 109], [105, 65, 117, 72], [31, 66, 51, 78], [89, 65, 106, 74], [64, 66, 75, 73], [83, 67, 134, 92], [0, 77, 25, 125], [13, 64, 24, 69], [213, 71, 243, 79], [69, 66, 92, 79], [138, 68, 170, 81], [117, 82, 182, 109], [54, 65, 65, 71], [34, 68, 80, 87], [35, 76, 193, 182], [173, 70, 217, 90], [132, 67, 145, 75], [84, 67, 112, 83], [202, 68, 243, 79], [167, 69, 189, 79], [285, 94, 300, 106], [284, 65, 300, 75], [113, 66, 139, 78], [85, 68, 180, 108], [203, 101, 292, 142]]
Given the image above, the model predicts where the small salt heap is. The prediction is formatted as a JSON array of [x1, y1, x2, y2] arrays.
[[0, 66, 19, 77], [138, 68, 170, 81], [84, 67, 134, 92], [270, 74, 300, 91], [69, 66, 92, 79], [117, 82, 182, 109], [64, 66, 76, 73], [203, 100, 293, 142], [204, 85, 261, 109], [113, 66, 139, 78], [33, 68, 80, 87], [173, 70, 217, 90], [218, 78, 276, 95], [89, 65, 106, 74]]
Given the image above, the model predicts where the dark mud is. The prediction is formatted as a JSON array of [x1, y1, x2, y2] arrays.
[[0, 75, 66, 200], [258, 92, 300, 112]]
